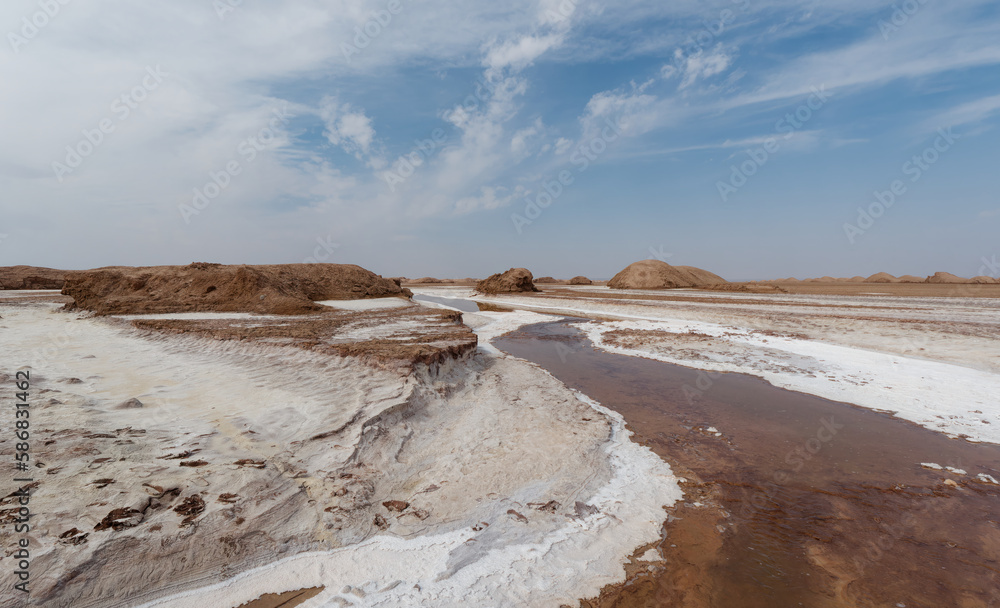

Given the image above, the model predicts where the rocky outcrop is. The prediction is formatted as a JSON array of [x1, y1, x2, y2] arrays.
[[0, 266, 67, 289], [476, 268, 539, 294], [62, 263, 411, 315]]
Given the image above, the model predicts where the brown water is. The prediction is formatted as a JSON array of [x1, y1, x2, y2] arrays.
[[234, 587, 324, 608], [494, 320, 1000, 608]]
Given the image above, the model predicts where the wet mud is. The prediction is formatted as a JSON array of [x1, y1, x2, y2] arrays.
[[496, 320, 1000, 608]]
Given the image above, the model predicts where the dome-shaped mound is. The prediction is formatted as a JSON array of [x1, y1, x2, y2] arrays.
[[864, 272, 898, 283], [926, 271, 968, 284], [607, 260, 726, 290]]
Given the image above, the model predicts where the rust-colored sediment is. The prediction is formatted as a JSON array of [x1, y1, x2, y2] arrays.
[[234, 586, 325, 608], [128, 306, 478, 370], [496, 321, 1000, 608]]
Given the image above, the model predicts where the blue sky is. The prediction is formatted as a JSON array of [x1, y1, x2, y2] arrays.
[[2, 0, 999, 280]]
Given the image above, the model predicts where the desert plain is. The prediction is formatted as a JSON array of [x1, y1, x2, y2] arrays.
[[0, 261, 998, 607]]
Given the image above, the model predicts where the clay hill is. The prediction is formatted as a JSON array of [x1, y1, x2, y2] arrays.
[[772, 272, 995, 284], [864, 272, 898, 283], [608, 260, 726, 290], [534, 276, 561, 284], [0, 266, 67, 289], [62, 263, 411, 315], [569, 276, 593, 285], [476, 268, 540, 294], [926, 271, 967, 284]]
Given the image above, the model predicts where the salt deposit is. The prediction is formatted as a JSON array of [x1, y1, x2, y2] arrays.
[[0, 302, 680, 607]]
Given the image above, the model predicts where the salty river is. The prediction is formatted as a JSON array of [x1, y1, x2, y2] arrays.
[[495, 318, 1000, 608]]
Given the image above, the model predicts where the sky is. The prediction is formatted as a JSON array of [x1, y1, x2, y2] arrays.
[[1, 0, 999, 281]]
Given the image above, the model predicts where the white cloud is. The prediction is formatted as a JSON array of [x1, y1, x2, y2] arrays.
[[511, 118, 545, 158], [484, 34, 564, 75], [675, 45, 734, 89], [922, 94, 1000, 133], [319, 96, 382, 167], [720, 3, 1000, 111], [1, 0, 997, 271]]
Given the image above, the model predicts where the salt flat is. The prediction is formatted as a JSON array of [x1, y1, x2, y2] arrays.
[[0, 302, 679, 607], [410, 285, 1000, 444]]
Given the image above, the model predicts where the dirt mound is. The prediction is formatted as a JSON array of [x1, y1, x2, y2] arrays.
[[476, 268, 539, 294], [846, 276, 866, 283], [569, 276, 593, 285], [0, 266, 68, 290], [607, 260, 726, 290], [704, 283, 788, 294], [897, 275, 924, 283], [864, 272, 898, 283], [533, 277, 561, 284], [408, 277, 444, 284], [971, 276, 998, 284], [926, 271, 967, 284], [62, 263, 411, 315]]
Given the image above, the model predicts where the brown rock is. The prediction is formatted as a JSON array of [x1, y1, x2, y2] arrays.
[[94, 507, 143, 532], [173, 495, 206, 526], [476, 268, 539, 294], [115, 398, 144, 409], [569, 276, 593, 285], [382, 500, 409, 512]]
